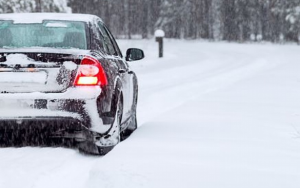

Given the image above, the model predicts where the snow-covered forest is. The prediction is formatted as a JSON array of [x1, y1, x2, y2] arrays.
[[1, 0, 300, 42], [70, 0, 300, 42], [0, 0, 70, 15]]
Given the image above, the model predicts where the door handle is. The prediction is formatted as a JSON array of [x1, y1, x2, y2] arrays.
[[119, 69, 126, 74]]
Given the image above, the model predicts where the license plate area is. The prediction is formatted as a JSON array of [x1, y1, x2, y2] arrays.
[[0, 71, 47, 84], [0, 99, 34, 108], [0, 99, 48, 109]]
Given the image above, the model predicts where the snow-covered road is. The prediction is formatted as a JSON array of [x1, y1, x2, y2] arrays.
[[1, 40, 300, 188]]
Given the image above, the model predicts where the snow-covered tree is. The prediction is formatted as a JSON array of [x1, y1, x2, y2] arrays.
[[67, 0, 300, 42], [286, 1, 300, 41], [0, 0, 71, 13]]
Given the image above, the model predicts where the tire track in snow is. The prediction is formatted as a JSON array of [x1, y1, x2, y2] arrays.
[[136, 58, 274, 124]]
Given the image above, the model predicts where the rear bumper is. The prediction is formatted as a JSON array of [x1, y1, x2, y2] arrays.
[[0, 116, 82, 131], [0, 117, 88, 144], [0, 87, 102, 100], [0, 87, 111, 134]]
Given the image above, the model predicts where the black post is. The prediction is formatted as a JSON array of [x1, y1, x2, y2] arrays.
[[156, 37, 163, 58], [155, 30, 165, 58], [159, 38, 163, 58]]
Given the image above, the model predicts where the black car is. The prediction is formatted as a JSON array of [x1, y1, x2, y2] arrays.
[[0, 13, 144, 155]]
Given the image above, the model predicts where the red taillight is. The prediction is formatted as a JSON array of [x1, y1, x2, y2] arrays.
[[74, 56, 108, 86]]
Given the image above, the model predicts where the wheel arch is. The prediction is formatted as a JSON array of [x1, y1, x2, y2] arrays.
[[110, 78, 123, 117]]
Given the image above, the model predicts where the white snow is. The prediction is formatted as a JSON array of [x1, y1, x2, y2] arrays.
[[63, 61, 77, 71], [85, 99, 107, 133], [45, 22, 69, 28], [0, 13, 101, 23], [0, 72, 47, 84], [3, 54, 57, 67], [0, 39, 300, 188], [155, 29, 165, 37]]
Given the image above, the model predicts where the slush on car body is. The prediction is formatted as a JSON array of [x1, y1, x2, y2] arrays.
[[0, 13, 144, 155]]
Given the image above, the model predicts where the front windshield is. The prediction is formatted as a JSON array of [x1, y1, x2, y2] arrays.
[[0, 20, 87, 50]]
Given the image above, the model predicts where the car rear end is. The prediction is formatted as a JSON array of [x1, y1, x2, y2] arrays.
[[0, 51, 107, 143], [0, 16, 110, 145]]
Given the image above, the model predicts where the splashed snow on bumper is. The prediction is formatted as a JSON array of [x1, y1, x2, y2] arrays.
[[0, 87, 111, 134]]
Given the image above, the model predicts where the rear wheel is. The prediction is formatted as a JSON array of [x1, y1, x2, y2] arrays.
[[121, 86, 138, 141], [121, 114, 137, 141], [79, 95, 123, 155]]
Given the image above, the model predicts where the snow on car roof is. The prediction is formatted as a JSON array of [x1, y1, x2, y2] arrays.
[[0, 13, 102, 23]]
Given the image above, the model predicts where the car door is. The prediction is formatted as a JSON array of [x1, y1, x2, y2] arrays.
[[97, 22, 134, 124]]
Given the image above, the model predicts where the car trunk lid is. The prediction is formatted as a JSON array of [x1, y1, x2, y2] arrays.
[[0, 52, 81, 93]]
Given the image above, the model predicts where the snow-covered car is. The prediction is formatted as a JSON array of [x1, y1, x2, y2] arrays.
[[0, 13, 144, 155]]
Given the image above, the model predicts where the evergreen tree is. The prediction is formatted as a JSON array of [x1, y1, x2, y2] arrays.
[[2, 0, 300, 43]]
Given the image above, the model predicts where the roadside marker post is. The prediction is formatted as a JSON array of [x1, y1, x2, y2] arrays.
[[155, 30, 165, 58]]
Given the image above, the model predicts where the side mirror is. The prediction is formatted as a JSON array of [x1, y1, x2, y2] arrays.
[[126, 48, 145, 61]]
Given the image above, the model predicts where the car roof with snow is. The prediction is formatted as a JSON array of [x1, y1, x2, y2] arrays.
[[0, 13, 101, 23]]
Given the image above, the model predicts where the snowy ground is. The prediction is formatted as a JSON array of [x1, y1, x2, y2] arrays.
[[1, 39, 300, 188]]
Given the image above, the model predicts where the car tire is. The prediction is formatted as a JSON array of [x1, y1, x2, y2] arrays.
[[121, 87, 138, 141], [79, 95, 123, 155], [120, 114, 137, 141]]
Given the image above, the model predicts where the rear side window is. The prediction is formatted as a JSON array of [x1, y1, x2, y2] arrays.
[[0, 20, 88, 49], [98, 22, 117, 56], [102, 24, 123, 58]]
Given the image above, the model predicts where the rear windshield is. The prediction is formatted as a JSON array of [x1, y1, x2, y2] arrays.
[[0, 20, 88, 50]]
